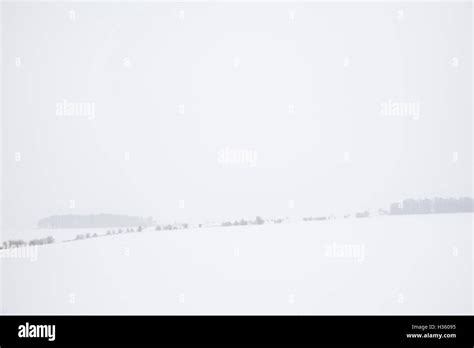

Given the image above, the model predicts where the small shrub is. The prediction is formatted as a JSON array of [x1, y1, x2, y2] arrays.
[[355, 211, 370, 218]]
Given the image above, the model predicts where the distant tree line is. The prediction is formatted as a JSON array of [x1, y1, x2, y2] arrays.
[[29, 236, 55, 246], [15, 196, 473, 249], [75, 233, 99, 240], [1, 236, 54, 249], [155, 223, 188, 231], [303, 216, 328, 222], [221, 216, 264, 227], [389, 197, 473, 215], [38, 214, 155, 229]]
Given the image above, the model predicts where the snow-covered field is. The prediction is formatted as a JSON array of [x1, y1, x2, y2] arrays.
[[1, 213, 472, 314]]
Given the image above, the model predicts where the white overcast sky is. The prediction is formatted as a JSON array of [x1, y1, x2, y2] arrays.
[[1, 1, 472, 231]]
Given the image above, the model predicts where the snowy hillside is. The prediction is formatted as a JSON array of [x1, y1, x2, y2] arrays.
[[2, 213, 472, 314]]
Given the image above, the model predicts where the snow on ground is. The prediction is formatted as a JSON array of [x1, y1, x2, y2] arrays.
[[1, 213, 472, 314]]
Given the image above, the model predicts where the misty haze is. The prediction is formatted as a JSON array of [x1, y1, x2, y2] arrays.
[[0, 1, 472, 314]]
